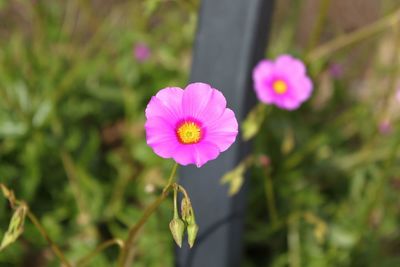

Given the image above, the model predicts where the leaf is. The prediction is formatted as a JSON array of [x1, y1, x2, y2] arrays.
[[32, 101, 53, 127], [0, 184, 12, 200], [241, 103, 267, 141], [281, 127, 295, 155], [0, 205, 27, 251], [221, 163, 246, 196]]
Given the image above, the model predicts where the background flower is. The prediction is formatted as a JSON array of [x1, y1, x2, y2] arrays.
[[252, 54, 313, 110], [134, 42, 151, 62], [145, 83, 238, 167], [329, 63, 344, 79]]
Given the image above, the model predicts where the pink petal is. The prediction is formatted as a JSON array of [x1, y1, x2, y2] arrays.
[[171, 145, 195, 166], [145, 87, 184, 122], [182, 83, 226, 122], [145, 116, 180, 158], [295, 76, 313, 102], [272, 88, 302, 110], [275, 54, 306, 77], [253, 60, 275, 104], [172, 142, 220, 168], [204, 108, 238, 152]]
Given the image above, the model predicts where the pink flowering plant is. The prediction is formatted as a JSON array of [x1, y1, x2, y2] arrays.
[[223, 54, 314, 209], [253, 54, 313, 110], [242, 54, 313, 141], [134, 42, 151, 62], [145, 82, 238, 167], [2, 2, 400, 267], [0, 82, 238, 267], [118, 82, 239, 263]]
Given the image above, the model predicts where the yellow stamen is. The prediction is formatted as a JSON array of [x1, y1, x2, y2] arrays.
[[177, 122, 201, 144], [272, 80, 287, 94]]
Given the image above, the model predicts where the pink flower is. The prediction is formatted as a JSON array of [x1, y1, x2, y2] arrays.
[[134, 43, 151, 62], [253, 54, 313, 110], [145, 83, 238, 167], [378, 119, 392, 135], [329, 63, 343, 79]]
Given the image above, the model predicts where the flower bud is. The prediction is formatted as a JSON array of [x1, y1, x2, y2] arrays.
[[181, 198, 192, 223], [187, 222, 199, 248], [169, 218, 185, 247]]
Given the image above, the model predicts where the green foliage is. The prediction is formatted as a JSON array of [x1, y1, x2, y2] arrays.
[[0, 1, 196, 266], [243, 2, 400, 266], [0, 205, 26, 252], [0, 0, 399, 267]]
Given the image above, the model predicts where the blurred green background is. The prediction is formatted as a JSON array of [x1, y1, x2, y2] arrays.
[[0, 0, 399, 266]]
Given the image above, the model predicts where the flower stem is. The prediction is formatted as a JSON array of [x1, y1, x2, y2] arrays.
[[25, 210, 73, 267], [77, 238, 124, 267], [265, 172, 278, 226], [173, 184, 179, 219], [0, 184, 72, 267], [165, 162, 179, 192], [306, 0, 331, 52], [117, 162, 179, 267], [306, 7, 400, 61]]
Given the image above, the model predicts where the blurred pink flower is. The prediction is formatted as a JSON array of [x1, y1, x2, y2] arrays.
[[145, 83, 238, 167], [253, 54, 313, 110], [134, 43, 151, 62], [378, 119, 392, 135], [329, 63, 343, 79]]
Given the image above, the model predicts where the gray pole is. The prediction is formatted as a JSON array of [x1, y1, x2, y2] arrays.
[[177, 0, 274, 267]]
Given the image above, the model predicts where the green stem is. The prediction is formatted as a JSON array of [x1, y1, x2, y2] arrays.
[[288, 214, 301, 267], [306, 0, 332, 52], [117, 162, 179, 267], [265, 172, 278, 226], [165, 163, 179, 192], [306, 8, 400, 61], [60, 151, 90, 224], [77, 238, 123, 267], [0, 184, 72, 267], [173, 184, 179, 219], [26, 209, 72, 267], [381, 23, 400, 115]]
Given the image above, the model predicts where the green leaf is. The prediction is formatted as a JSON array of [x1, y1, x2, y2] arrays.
[[221, 163, 246, 196], [0, 205, 27, 251], [241, 103, 267, 141]]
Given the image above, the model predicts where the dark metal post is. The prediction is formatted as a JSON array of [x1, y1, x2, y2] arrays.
[[177, 0, 274, 267]]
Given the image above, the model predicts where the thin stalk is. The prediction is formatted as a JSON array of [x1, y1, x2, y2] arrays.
[[165, 162, 179, 191], [117, 162, 179, 267], [77, 238, 124, 267], [288, 214, 301, 267], [26, 208, 72, 267], [173, 184, 179, 219], [265, 173, 278, 226], [306, 0, 332, 52], [60, 151, 90, 224], [0, 184, 72, 267], [306, 8, 400, 62]]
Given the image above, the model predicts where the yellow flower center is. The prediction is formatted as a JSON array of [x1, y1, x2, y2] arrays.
[[272, 79, 288, 94], [176, 121, 202, 144]]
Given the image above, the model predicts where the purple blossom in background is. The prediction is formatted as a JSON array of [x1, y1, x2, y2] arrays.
[[134, 43, 151, 62], [252, 54, 313, 110], [378, 120, 392, 135], [329, 63, 343, 79]]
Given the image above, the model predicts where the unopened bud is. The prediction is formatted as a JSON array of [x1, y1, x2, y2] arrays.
[[181, 198, 192, 223], [258, 154, 270, 168], [169, 218, 185, 247], [187, 223, 199, 248]]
